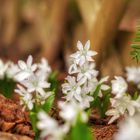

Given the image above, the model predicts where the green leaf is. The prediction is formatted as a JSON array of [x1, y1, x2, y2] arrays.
[[69, 119, 93, 140], [42, 94, 55, 113], [48, 71, 59, 93], [95, 97, 102, 115], [131, 23, 140, 62], [29, 112, 38, 132], [131, 44, 140, 48], [132, 91, 139, 100], [130, 48, 140, 62], [29, 111, 40, 140], [101, 92, 111, 118], [91, 84, 101, 107], [91, 85, 111, 118]]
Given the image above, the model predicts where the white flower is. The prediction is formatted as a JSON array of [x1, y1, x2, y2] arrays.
[[15, 55, 37, 81], [79, 84, 94, 108], [37, 111, 58, 137], [114, 114, 140, 140], [106, 94, 136, 124], [111, 95, 136, 116], [106, 109, 120, 124], [6, 62, 19, 80], [86, 77, 98, 93], [70, 40, 97, 66], [77, 63, 98, 85], [21, 73, 50, 96], [15, 85, 34, 110], [69, 63, 79, 74], [37, 111, 68, 140], [0, 59, 8, 79], [111, 76, 128, 98], [59, 101, 88, 126], [62, 76, 82, 102], [62, 40, 109, 111], [80, 93, 94, 108], [14, 55, 53, 108], [126, 66, 140, 88]]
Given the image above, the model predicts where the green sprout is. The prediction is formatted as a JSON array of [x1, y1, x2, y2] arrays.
[[91, 84, 111, 118], [131, 24, 140, 62]]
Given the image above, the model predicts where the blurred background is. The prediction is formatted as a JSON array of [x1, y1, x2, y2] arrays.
[[0, 0, 140, 77]]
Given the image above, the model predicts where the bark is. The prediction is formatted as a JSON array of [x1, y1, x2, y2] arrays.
[[76, 0, 101, 33], [100, 48, 124, 78], [90, 0, 129, 67], [0, 0, 18, 47], [40, 0, 68, 64]]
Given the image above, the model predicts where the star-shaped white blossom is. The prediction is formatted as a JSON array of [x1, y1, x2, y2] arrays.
[[112, 95, 136, 116], [21, 73, 50, 96], [77, 63, 98, 85], [14, 55, 53, 109], [15, 55, 37, 81], [15, 85, 34, 110], [70, 40, 97, 66], [62, 76, 82, 102], [106, 94, 137, 124]]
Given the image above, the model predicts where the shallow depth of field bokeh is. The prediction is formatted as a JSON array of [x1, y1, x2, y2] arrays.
[[0, 0, 140, 76], [0, 1, 140, 140]]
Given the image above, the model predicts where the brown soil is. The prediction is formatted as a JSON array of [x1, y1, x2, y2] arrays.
[[0, 90, 118, 140], [0, 132, 32, 140], [92, 125, 118, 140], [89, 109, 118, 140], [0, 95, 34, 138]]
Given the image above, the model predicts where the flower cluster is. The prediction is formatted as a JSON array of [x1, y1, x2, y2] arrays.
[[37, 41, 99, 140], [62, 40, 109, 108], [106, 76, 140, 124], [7, 41, 140, 139], [15, 55, 52, 110], [126, 66, 140, 89], [37, 101, 88, 140]]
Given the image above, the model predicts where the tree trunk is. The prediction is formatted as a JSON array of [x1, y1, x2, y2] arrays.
[[90, 0, 129, 67], [40, 0, 68, 64]]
